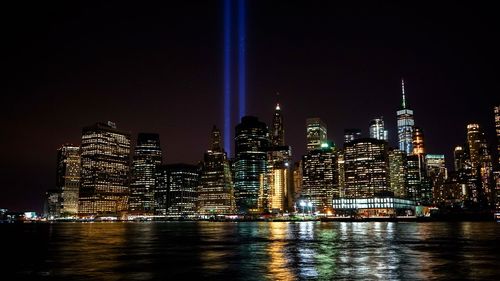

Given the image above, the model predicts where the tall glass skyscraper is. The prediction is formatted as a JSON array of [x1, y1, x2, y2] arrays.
[[388, 148, 407, 198], [397, 79, 415, 154], [198, 126, 236, 215], [467, 123, 493, 206], [79, 121, 131, 217], [57, 144, 80, 216], [271, 103, 285, 146], [234, 116, 270, 214], [369, 117, 388, 141], [306, 118, 327, 152], [129, 133, 162, 215]]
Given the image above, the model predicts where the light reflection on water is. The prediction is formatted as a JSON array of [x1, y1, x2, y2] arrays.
[[2, 222, 500, 280]]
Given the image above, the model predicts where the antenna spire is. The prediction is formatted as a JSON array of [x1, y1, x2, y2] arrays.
[[401, 78, 406, 109]]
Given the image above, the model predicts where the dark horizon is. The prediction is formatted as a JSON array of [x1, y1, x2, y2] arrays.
[[1, 1, 499, 212]]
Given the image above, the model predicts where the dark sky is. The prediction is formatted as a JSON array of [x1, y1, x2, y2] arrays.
[[1, 1, 498, 212]]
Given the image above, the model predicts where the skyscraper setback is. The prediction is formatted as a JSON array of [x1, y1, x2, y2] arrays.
[[78, 122, 131, 216], [129, 133, 162, 215], [397, 79, 415, 155]]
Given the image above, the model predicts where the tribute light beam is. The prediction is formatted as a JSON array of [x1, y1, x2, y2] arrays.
[[223, 0, 232, 154], [238, 0, 246, 120]]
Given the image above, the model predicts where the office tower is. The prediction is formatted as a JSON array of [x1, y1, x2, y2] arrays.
[[292, 161, 303, 208], [45, 189, 61, 219], [344, 129, 362, 144], [337, 150, 346, 197], [155, 164, 199, 218], [426, 154, 447, 204], [343, 138, 389, 198], [369, 117, 388, 141], [453, 145, 469, 171], [271, 103, 285, 146], [388, 148, 407, 198], [306, 118, 327, 152], [302, 141, 338, 213], [467, 123, 494, 206], [397, 79, 415, 154], [198, 126, 236, 216], [495, 106, 500, 166], [129, 133, 162, 215], [234, 116, 270, 214], [79, 121, 131, 216], [412, 127, 425, 155], [56, 145, 80, 216]]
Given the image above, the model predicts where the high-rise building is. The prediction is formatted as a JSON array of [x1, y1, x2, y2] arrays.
[[344, 129, 362, 144], [129, 133, 162, 215], [45, 189, 61, 219], [412, 127, 425, 156], [337, 150, 346, 197], [155, 164, 199, 218], [467, 123, 494, 206], [407, 154, 432, 205], [388, 148, 407, 198], [453, 145, 469, 171], [56, 145, 80, 216], [306, 118, 327, 152], [302, 141, 338, 213], [426, 154, 447, 205], [234, 116, 270, 214], [271, 103, 285, 146], [343, 138, 389, 198], [292, 161, 303, 208], [198, 126, 236, 216], [369, 117, 388, 141], [397, 79, 415, 154], [79, 121, 131, 217]]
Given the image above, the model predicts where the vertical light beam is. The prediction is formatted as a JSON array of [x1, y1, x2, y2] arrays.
[[223, 0, 231, 154], [238, 0, 246, 120]]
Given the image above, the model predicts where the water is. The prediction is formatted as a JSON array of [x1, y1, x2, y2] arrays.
[[1, 222, 500, 280]]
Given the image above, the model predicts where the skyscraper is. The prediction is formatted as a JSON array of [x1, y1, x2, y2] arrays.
[[397, 79, 415, 154], [129, 133, 162, 215], [56, 145, 80, 216], [467, 123, 494, 206], [302, 141, 338, 213], [495, 105, 500, 166], [79, 121, 131, 217], [306, 118, 327, 152], [453, 145, 468, 171], [343, 138, 389, 198], [412, 127, 425, 156], [426, 154, 447, 205], [369, 117, 388, 141], [198, 126, 236, 216], [155, 164, 199, 218], [234, 116, 270, 214], [271, 103, 285, 146], [388, 148, 407, 198], [344, 128, 362, 144]]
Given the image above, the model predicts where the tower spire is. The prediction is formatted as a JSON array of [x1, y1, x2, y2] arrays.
[[401, 78, 406, 109]]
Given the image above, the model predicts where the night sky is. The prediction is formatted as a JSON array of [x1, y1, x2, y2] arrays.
[[1, 1, 498, 212]]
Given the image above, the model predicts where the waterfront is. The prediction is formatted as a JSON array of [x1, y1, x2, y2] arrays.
[[1, 222, 500, 280]]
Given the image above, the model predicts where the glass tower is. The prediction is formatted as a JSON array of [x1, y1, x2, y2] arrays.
[[234, 116, 270, 214], [397, 79, 415, 154], [306, 118, 327, 152], [129, 133, 162, 215], [57, 144, 80, 216], [369, 117, 388, 141]]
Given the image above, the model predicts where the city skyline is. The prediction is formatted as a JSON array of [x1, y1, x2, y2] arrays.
[[2, 1, 499, 212]]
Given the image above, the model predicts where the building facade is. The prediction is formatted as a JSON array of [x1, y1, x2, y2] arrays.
[[57, 145, 80, 216], [306, 118, 327, 152], [369, 117, 388, 141], [397, 79, 415, 155], [79, 122, 131, 217], [129, 133, 162, 215]]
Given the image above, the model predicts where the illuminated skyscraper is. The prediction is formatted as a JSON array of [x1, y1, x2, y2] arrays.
[[302, 141, 338, 213], [388, 148, 407, 198], [198, 126, 236, 215], [129, 133, 162, 215], [79, 122, 131, 217], [453, 145, 469, 171], [369, 117, 388, 141], [234, 116, 270, 214], [155, 164, 199, 218], [412, 127, 425, 156], [426, 154, 447, 205], [344, 138, 389, 198], [271, 103, 285, 146], [495, 105, 500, 166], [292, 161, 303, 208], [467, 123, 494, 206], [306, 118, 327, 152], [397, 79, 415, 154], [344, 128, 362, 145], [56, 145, 80, 216]]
